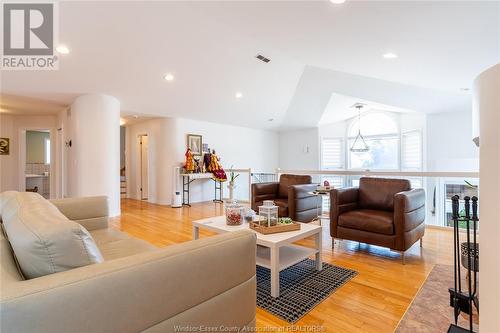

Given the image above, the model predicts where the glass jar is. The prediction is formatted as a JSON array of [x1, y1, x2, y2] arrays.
[[225, 201, 244, 226]]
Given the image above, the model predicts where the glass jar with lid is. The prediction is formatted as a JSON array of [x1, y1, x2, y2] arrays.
[[225, 201, 244, 226]]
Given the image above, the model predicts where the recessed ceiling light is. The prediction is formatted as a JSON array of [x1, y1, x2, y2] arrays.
[[329, 0, 346, 4], [235, 92, 243, 99], [56, 45, 70, 55], [163, 73, 174, 81], [383, 52, 398, 59]]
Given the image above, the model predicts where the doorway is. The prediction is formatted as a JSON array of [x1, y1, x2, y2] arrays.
[[138, 134, 148, 200], [24, 129, 51, 198]]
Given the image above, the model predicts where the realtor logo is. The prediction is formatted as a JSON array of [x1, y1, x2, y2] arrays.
[[1, 2, 59, 70]]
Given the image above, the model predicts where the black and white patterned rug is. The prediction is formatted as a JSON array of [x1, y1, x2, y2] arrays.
[[256, 259, 357, 323]]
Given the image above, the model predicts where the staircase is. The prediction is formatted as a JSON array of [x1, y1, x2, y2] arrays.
[[120, 167, 127, 198], [120, 176, 127, 198]]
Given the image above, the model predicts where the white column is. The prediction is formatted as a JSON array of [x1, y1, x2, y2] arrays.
[[67, 94, 121, 216], [475, 63, 500, 333]]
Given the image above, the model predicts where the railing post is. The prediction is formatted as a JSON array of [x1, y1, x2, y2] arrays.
[[248, 168, 252, 204]]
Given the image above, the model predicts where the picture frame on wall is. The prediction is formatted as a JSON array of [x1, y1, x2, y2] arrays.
[[187, 134, 202, 156], [202, 143, 209, 153], [0, 137, 10, 155]]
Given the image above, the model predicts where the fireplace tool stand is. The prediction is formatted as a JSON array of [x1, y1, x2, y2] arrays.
[[448, 196, 479, 333]]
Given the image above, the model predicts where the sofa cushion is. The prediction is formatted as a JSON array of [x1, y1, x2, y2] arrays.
[[1, 192, 104, 279], [90, 228, 131, 245], [358, 177, 411, 211], [98, 238, 156, 260], [338, 209, 394, 235]]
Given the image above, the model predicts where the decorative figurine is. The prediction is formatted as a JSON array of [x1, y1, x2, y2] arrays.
[[184, 148, 195, 173], [208, 149, 227, 181], [203, 149, 212, 172]]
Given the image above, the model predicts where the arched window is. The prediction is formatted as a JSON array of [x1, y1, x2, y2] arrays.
[[348, 112, 399, 170], [348, 112, 398, 137]]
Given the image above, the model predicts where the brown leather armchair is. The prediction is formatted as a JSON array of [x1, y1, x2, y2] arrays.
[[330, 177, 425, 263], [251, 174, 319, 222]]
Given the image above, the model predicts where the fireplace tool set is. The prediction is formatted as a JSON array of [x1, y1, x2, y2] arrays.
[[448, 195, 479, 333]]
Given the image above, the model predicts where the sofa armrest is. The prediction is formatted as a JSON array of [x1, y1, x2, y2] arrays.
[[394, 189, 426, 249], [0, 230, 256, 333], [288, 184, 319, 222], [50, 196, 109, 230], [251, 182, 279, 210], [329, 188, 359, 235]]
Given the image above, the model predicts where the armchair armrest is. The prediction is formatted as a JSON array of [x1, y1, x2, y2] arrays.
[[394, 189, 425, 213], [251, 182, 279, 210], [329, 188, 359, 234], [394, 189, 426, 249], [288, 184, 318, 222], [50, 196, 109, 230], [1, 230, 257, 333]]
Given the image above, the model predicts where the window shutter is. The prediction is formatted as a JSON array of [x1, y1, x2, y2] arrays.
[[402, 131, 422, 171], [321, 137, 343, 170]]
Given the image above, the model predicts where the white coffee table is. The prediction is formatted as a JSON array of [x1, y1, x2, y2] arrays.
[[192, 216, 322, 297]]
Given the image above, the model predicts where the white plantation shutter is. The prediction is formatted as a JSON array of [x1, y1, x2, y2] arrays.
[[402, 131, 422, 171], [320, 137, 344, 212], [321, 137, 344, 170]]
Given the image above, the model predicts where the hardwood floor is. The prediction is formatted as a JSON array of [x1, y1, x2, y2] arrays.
[[112, 199, 455, 333]]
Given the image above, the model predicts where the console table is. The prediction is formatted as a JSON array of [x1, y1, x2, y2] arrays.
[[180, 173, 223, 206]]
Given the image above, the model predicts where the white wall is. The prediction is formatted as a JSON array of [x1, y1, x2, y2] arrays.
[[426, 110, 479, 172], [476, 63, 500, 333], [126, 117, 279, 205], [278, 128, 319, 170], [0, 114, 58, 197], [126, 118, 177, 205]]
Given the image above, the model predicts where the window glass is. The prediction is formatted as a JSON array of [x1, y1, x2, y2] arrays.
[[349, 136, 399, 170]]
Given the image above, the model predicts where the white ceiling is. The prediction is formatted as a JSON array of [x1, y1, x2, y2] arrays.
[[1, 1, 499, 130], [319, 92, 412, 126], [0, 94, 67, 115]]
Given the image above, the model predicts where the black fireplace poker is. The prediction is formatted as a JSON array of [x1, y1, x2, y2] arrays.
[[448, 195, 479, 333]]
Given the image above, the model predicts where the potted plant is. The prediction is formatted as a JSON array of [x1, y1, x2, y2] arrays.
[[227, 166, 239, 201]]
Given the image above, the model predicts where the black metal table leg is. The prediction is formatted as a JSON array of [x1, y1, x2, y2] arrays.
[[213, 179, 223, 203], [182, 176, 191, 207]]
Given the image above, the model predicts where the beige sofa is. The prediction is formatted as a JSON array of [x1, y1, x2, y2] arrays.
[[0, 192, 256, 333]]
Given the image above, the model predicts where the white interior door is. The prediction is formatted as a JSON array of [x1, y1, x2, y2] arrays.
[[139, 135, 149, 200]]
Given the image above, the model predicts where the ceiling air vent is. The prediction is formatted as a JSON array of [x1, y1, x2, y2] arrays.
[[256, 54, 271, 63]]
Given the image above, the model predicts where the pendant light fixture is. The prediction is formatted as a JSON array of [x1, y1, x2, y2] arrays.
[[350, 104, 370, 152]]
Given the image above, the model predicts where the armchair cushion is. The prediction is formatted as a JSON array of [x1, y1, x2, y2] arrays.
[[359, 177, 410, 211], [338, 209, 394, 235], [278, 174, 312, 199], [251, 182, 279, 206]]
